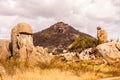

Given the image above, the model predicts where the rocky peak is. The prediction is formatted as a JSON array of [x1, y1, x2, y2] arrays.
[[33, 22, 96, 54], [51, 22, 69, 33]]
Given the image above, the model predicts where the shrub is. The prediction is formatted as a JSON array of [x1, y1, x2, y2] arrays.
[[68, 37, 97, 52]]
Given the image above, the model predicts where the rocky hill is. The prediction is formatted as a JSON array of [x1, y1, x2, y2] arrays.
[[33, 22, 96, 53]]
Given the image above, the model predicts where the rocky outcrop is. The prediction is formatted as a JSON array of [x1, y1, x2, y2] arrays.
[[11, 23, 50, 65], [60, 52, 77, 63], [77, 48, 95, 60], [11, 23, 33, 56], [28, 46, 50, 65], [96, 41, 120, 64], [97, 27, 107, 44], [0, 40, 11, 60]]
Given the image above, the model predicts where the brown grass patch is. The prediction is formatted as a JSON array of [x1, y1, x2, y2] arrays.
[[0, 58, 120, 80]]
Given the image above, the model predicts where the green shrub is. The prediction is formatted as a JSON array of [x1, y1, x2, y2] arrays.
[[68, 37, 97, 52]]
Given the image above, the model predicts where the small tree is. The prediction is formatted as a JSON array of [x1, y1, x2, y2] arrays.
[[68, 37, 97, 52]]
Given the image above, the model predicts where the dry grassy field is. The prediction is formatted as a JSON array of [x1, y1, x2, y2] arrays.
[[1, 59, 120, 80]]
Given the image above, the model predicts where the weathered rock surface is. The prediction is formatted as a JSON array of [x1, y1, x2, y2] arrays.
[[97, 27, 107, 44], [96, 41, 120, 64], [11, 23, 33, 55], [0, 39, 11, 60], [11, 23, 50, 65], [77, 48, 95, 60], [58, 48, 97, 63], [28, 46, 50, 65], [60, 52, 77, 62]]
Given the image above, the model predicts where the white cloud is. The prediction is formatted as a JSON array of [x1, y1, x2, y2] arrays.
[[0, 15, 57, 38], [0, 0, 120, 40]]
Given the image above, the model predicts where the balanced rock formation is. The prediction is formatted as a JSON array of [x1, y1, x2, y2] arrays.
[[11, 23, 50, 65], [11, 23, 33, 56], [97, 26, 107, 44], [96, 41, 120, 64]]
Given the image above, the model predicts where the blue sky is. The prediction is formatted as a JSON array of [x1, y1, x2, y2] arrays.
[[0, 0, 120, 40]]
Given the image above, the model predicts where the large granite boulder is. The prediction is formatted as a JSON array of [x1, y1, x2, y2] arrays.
[[11, 23, 50, 65], [11, 23, 33, 55], [96, 41, 120, 64], [28, 46, 50, 65]]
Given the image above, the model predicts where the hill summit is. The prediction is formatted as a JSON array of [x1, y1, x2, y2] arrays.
[[33, 22, 96, 53]]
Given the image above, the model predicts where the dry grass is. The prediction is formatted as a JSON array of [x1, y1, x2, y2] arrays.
[[0, 58, 120, 80], [3, 68, 77, 80], [3, 68, 99, 80]]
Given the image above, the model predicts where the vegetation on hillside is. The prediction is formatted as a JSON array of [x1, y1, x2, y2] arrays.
[[68, 37, 97, 52]]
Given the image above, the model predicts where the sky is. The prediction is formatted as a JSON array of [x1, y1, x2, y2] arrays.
[[0, 0, 120, 40]]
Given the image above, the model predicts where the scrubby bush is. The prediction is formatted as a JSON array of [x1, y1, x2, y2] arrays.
[[68, 37, 97, 52]]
